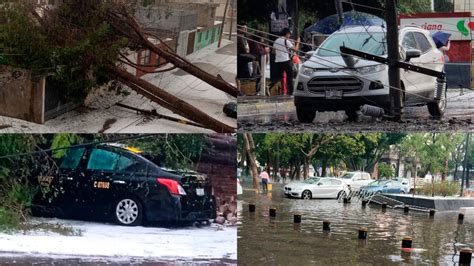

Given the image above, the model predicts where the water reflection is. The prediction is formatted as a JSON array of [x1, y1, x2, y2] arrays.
[[238, 184, 474, 265]]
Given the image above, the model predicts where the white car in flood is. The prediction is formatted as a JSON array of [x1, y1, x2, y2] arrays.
[[284, 177, 349, 199]]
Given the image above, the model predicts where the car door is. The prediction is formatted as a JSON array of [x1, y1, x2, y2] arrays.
[[54, 147, 87, 208], [400, 31, 429, 104], [313, 178, 332, 198], [84, 148, 151, 213]]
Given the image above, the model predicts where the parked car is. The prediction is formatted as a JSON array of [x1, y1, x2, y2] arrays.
[[392, 177, 411, 193], [294, 25, 446, 122], [32, 144, 216, 226], [284, 177, 348, 199], [359, 179, 406, 196], [336, 171, 373, 191]]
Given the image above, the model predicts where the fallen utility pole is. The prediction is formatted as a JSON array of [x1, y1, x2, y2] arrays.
[[116, 103, 207, 129], [385, 0, 402, 121], [109, 65, 235, 133], [106, 12, 239, 97], [335, 0, 344, 25]]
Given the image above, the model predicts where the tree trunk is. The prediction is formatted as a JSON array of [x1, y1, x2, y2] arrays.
[[243, 134, 259, 191], [303, 157, 309, 179], [321, 159, 327, 177], [110, 65, 235, 133], [107, 13, 239, 97]]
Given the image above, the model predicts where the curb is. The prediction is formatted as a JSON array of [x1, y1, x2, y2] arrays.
[[238, 100, 295, 116]]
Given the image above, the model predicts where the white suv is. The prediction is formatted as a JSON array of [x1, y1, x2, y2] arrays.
[[337, 171, 373, 191], [294, 25, 446, 122]]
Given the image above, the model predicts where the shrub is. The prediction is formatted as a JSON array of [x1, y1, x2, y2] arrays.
[[421, 180, 460, 196]]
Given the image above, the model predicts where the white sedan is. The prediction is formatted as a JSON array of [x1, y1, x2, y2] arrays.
[[284, 177, 349, 199]]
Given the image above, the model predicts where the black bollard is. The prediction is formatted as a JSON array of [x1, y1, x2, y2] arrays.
[[249, 203, 256, 212], [429, 209, 436, 217], [294, 213, 302, 224], [323, 220, 331, 231], [458, 213, 464, 221], [269, 207, 276, 217], [343, 197, 350, 204], [459, 247, 472, 265], [382, 203, 387, 210], [401, 236, 413, 249], [358, 227, 368, 239], [404, 206, 409, 213]]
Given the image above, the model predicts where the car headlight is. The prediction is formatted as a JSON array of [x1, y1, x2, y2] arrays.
[[357, 64, 386, 74], [301, 65, 316, 75]]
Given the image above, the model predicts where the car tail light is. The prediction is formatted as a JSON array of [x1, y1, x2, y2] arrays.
[[157, 178, 187, 196]]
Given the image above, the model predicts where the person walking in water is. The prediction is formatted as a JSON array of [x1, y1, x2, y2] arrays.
[[259, 168, 270, 193]]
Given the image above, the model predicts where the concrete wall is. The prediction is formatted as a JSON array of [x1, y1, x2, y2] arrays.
[[136, 6, 198, 32], [0, 67, 45, 124]]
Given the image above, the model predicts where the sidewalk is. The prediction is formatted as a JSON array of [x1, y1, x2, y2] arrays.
[[0, 40, 237, 134]]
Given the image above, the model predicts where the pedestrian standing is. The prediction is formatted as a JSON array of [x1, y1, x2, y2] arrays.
[[248, 30, 268, 77], [272, 28, 300, 96], [259, 168, 270, 193]]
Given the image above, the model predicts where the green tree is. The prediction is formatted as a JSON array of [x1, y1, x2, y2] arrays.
[[378, 162, 394, 178]]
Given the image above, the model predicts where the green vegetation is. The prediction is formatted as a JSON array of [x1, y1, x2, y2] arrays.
[[377, 162, 394, 178], [421, 181, 460, 196]]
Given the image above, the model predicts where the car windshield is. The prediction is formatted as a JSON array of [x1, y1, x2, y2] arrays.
[[304, 178, 320, 184], [318, 31, 387, 57], [340, 173, 354, 179]]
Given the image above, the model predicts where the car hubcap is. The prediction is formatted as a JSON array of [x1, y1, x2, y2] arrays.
[[116, 199, 139, 224], [303, 191, 310, 199]]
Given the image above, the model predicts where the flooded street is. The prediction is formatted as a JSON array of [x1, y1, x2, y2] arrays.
[[237, 183, 474, 265]]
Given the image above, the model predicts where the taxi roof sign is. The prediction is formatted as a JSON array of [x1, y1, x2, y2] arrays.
[[125, 146, 143, 154]]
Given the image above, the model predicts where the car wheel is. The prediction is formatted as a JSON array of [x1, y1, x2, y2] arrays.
[[114, 197, 143, 226], [345, 109, 359, 122], [400, 190, 405, 194], [427, 77, 447, 119], [296, 107, 316, 123], [301, 190, 312, 200]]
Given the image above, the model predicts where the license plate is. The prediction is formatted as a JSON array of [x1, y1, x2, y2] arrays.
[[196, 188, 205, 196], [325, 90, 342, 99]]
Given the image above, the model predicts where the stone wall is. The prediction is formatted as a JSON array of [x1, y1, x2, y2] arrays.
[[0, 67, 45, 124]]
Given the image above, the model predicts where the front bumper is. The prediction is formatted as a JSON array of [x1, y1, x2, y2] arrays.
[[294, 70, 391, 111], [283, 189, 302, 198], [294, 95, 391, 111]]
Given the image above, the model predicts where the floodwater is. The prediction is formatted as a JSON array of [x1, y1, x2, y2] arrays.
[[237, 183, 474, 265], [0, 255, 235, 265]]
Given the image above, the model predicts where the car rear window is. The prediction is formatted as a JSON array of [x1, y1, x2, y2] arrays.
[[60, 148, 85, 169], [87, 149, 120, 171], [413, 32, 432, 53]]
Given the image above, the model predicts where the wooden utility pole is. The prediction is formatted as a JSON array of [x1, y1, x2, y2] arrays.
[[243, 133, 260, 191], [385, 0, 402, 121], [228, 0, 234, 41], [218, 0, 230, 48]]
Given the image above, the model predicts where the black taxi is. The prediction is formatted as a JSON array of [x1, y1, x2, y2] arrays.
[[32, 144, 216, 226]]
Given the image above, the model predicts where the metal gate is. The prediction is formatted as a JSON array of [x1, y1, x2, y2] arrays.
[[187, 31, 196, 55]]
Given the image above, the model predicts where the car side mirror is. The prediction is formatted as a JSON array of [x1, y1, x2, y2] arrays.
[[405, 49, 421, 62], [317, 183, 323, 186], [383, 185, 388, 188]]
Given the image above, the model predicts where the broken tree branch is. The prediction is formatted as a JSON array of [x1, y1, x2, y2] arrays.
[[109, 65, 235, 133]]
